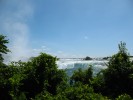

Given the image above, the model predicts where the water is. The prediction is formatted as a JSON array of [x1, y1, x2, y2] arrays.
[[56, 59, 108, 76]]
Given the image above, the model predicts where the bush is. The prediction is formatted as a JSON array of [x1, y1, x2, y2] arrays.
[[70, 66, 93, 85], [116, 94, 132, 100], [102, 42, 133, 97], [19, 53, 67, 99]]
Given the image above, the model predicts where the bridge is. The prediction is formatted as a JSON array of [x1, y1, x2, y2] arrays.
[[58, 58, 84, 60], [58, 56, 133, 61], [58, 57, 103, 60]]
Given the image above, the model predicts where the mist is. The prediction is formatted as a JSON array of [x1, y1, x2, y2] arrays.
[[0, 0, 34, 62]]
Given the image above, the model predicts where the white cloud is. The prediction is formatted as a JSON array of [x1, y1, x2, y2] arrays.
[[54, 51, 83, 58], [31, 45, 51, 57], [30, 46, 85, 59]]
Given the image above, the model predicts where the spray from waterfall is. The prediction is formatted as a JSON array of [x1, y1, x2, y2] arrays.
[[0, 0, 34, 62]]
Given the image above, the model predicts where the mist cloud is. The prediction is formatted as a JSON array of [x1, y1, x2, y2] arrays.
[[0, 0, 34, 62]]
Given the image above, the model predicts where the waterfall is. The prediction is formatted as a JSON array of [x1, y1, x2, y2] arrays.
[[57, 59, 108, 76]]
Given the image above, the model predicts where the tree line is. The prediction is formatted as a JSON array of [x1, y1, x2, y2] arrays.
[[0, 34, 133, 100]]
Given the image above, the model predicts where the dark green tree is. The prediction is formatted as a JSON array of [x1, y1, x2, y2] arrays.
[[103, 42, 133, 97], [0, 34, 11, 99], [56, 82, 108, 100], [91, 71, 106, 95], [19, 53, 67, 99], [70, 66, 93, 85], [0, 34, 10, 62], [116, 94, 132, 100], [0, 60, 27, 100], [84, 56, 92, 60]]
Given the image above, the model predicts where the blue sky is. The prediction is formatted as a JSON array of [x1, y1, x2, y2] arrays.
[[0, 0, 133, 61]]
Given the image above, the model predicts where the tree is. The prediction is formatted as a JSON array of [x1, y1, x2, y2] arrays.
[[19, 53, 67, 99], [0, 34, 10, 62], [56, 82, 108, 100], [70, 66, 93, 85], [103, 42, 133, 98], [0, 35, 11, 99], [116, 94, 132, 100], [84, 56, 92, 60]]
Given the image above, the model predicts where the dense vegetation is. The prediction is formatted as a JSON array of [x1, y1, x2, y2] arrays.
[[0, 34, 133, 100], [84, 56, 92, 60]]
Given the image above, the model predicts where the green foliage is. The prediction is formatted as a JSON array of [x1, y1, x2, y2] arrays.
[[70, 66, 93, 85], [0, 52, 67, 99], [12, 92, 27, 100], [102, 42, 133, 97], [118, 42, 127, 54], [84, 56, 92, 60], [57, 82, 108, 100], [1, 36, 133, 99], [116, 94, 132, 100], [0, 61, 27, 99], [91, 71, 106, 94], [0, 64, 12, 99], [18, 53, 67, 99], [0, 35, 11, 99], [34, 92, 54, 100], [0, 34, 10, 62]]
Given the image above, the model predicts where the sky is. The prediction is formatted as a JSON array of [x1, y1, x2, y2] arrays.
[[0, 0, 133, 61]]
